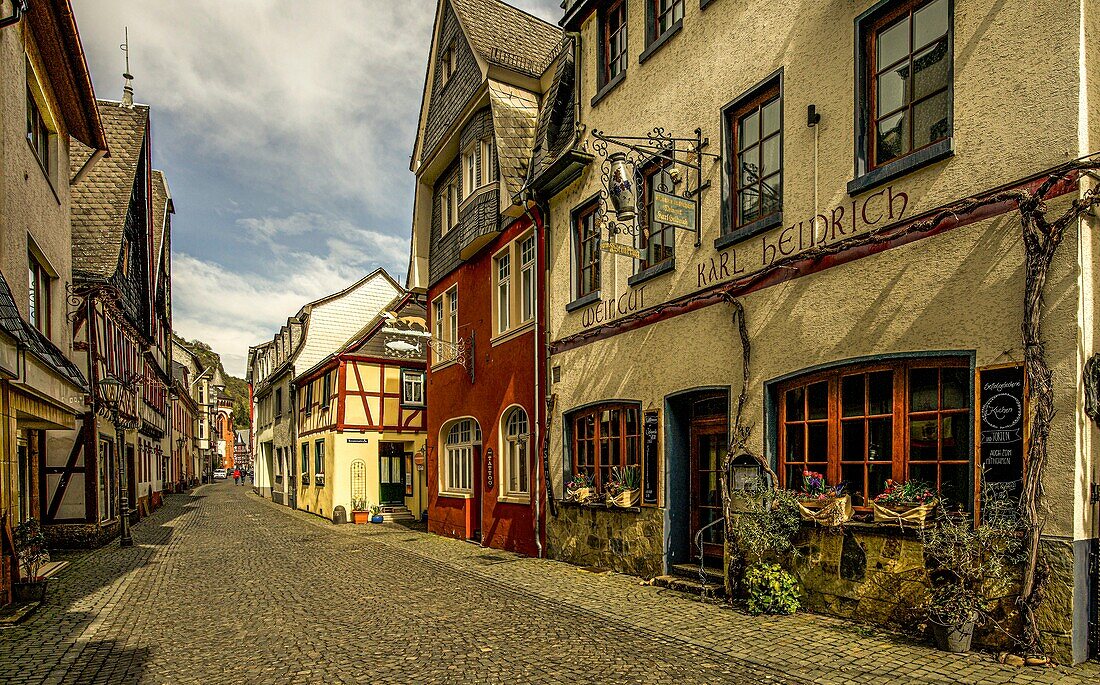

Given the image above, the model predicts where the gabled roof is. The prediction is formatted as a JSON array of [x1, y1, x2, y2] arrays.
[[451, 0, 561, 77], [0, 273, 87, 392], [151, 170, 173, 272], [70, 101, 150, 281]]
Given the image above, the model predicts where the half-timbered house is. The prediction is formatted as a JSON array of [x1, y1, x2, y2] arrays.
[[169, 360, 198, 491], [44, 91, 171, 547]]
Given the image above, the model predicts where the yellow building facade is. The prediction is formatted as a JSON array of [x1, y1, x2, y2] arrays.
[[295, 295, 429, 522]]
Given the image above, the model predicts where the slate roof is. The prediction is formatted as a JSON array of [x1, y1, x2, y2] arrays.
[[151, 170, 172, 264], [70, 101, 149, 281], [529, 42, 578, 180], [293, 269, 403, 375], [0, 273, 87, 392], [487, 81, 540, 201], [452, 0, 562, 77], [171, 361, 188, 384]]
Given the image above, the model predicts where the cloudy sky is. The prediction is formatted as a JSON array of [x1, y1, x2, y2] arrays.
[[73, 0, 561, 376]]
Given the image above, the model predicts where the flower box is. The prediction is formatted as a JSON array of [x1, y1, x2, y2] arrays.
[[351, 511, 371, 525], [796, 494, 852, 526], [566, 487, 594, 504], [872, 498, 938, 526], [606, 488, 640, 508]]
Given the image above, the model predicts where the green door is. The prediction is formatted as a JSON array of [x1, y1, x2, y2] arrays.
[[379, 442, 405, 505]]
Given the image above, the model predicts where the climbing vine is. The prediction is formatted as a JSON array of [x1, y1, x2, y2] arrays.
[[718, 159, 1100, 653]]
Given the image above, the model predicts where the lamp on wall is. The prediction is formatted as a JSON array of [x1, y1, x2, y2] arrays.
[[97, 372, 138, 548]]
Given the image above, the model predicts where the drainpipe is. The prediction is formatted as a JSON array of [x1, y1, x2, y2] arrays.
[[520, 197, 544, 558], [0, 0, 28, 30]]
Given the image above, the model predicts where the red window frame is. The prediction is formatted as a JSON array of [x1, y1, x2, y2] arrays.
[[649, 0, 683, 44], [728, 82, 782, 230], [602, 0, 627, 86], [574, 200, 600, 298], [638, 156, 675, 271], [571, 403, 641, 492]]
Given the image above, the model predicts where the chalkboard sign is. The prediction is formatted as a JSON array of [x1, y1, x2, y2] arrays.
[[642, 410, 659, 505], [978, 365, 1025, 498]]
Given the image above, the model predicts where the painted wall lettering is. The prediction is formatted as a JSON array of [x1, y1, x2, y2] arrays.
[[581, 285, 647, 328]]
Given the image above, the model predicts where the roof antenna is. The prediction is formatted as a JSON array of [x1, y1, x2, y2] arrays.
[[121, 26, 134, 107]]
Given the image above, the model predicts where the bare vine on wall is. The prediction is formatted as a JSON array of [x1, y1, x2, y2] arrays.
[[715, 159, 1100, 652]]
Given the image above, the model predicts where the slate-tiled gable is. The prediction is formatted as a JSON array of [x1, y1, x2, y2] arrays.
[[451, 0, 561, 77], [424, 3, 483, 160], [70, 101, 150, 282]]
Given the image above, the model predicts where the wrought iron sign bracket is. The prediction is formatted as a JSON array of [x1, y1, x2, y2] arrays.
[[591, 127, 719, 250], [426, 331, 475, 384]]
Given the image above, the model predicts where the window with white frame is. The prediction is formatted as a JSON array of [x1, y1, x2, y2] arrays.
[[495, 250, 511, 334], [401, 369, 425, 407], [503, 407, 530, 496], [440, 180, 458, 236], [443, 419, 480, 494], [462, 136, 497, 198], [447, 286, 458, 347], [432, 287, 460, 365], [520, 234, 535, 323]]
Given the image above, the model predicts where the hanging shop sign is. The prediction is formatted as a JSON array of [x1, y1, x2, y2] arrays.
[[977, 364, 1025, 500], [600, 241, 642, 259], [642, 410, 659, 505], [653, 191, 697, 230]]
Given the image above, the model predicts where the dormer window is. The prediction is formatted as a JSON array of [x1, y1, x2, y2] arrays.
[[440, 48, 453, 88], [462, 136, 497, 199]]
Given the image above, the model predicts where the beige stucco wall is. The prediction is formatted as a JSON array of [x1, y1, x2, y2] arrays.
[[545, 0, 1096, 542]]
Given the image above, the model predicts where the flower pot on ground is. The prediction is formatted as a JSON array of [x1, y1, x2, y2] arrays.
[[351, 511, 371, 525], [932, 615, 978, 653], [350, 498, 371, 525], [13, 580, 47, 604], [368, 505, 384, 524], [13, 518, 48, 584]]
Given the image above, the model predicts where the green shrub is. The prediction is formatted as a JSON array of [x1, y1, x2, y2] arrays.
[[743, 563, 800, 616]]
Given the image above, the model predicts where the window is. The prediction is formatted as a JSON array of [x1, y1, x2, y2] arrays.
[[859, 0, 951, 172], [447, 286, 458, 347], [443, 419, 480, 494], [648, 0, 683, 44], [440, 47, 453, 88], [28, 251, 52, 337], [495, 250, 511, 334], [601, 1, 627, 86], [503, 407, 530, 496], [639, 159, 675, 271], [432, 296, 444, 347], [520, 234, 535, 323], [322, 372, 331, 408], [574, 201, 600, 299], [440, 180, 458, 236], [401, 369, 425, 407], [481, 137, 496, 187], [432, 287, 460, 365], [777, 357, 971, 508], [314, 440, 325, 475], [275, 388, 282, 418], [571, 403, 641, 492], [462, 137, 496, 198], [727, 82, 782, 231], [26, 85, 51, 176], [98, 438, 115, 521], [301, 443, 309, 477], [303, 382, 313, 415]]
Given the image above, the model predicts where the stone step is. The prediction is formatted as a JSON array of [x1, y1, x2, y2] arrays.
[[670, 563, 724, 584], [378, 506, 414, 522], [652, 574, 725, 598]]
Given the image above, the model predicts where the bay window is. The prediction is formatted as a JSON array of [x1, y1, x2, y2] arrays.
[[777, 357, 971, 508]]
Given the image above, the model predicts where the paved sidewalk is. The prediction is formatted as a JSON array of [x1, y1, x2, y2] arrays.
[[1, 482, 1096, 684], [268, 494, 1100, 685]]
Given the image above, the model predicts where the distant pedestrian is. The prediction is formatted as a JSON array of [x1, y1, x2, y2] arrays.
[[233, 468, 241, 485]]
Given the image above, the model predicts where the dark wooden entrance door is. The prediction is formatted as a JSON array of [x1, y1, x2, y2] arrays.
[[690, 418, 726, 567], [379, 442, 405, 505]]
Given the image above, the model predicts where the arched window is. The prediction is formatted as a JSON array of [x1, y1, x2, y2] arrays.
[[502, 407, 529, 496], [442, 419, 479, 495]]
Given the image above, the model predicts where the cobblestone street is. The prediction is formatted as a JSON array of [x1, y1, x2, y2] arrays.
[[0, 482, 1096, 684]]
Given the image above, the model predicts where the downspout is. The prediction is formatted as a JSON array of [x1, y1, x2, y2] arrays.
[[520, 197, 544, 558]]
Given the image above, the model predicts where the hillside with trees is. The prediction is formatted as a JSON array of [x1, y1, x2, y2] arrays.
[[173, 335, 250, 429]]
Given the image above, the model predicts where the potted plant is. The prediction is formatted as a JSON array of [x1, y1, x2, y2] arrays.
[[727, 482, 803, 609], [564, 472, 595, 504], [604, 465, 641, 508], [350, 498, 371, 525], [369, 504, 384, 524], [918, 495, 1024, 653], [13, 519, 49, 604], [792, 470, 851, 525], [872, 479, 938, 526]]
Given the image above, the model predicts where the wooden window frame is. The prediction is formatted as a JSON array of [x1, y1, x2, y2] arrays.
[[858, 0, 953, 174], [502, 407, 530, 497], [601, 0, 627, 87], [776, 356, 972, 509], [493, 247, 511, 335], [314, 439, 325, 476], [648, 0, 684, 45], [519, 233, 535, 324], [400, 369, 425, 408], [28, 250, 51, 338], [573, 200, 600, 300], [637, 156, 676, 272], [726, 80, 782, 234], [25, 85, 52, 178], [443, 419, 479, 495], [569, 402, 642, 493]]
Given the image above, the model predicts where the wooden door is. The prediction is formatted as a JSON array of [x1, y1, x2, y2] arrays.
[[379, 443, 405, 505], [690, 419, 726, 566]]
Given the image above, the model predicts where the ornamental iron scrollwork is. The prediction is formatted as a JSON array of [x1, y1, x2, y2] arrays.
[[591, 127, 719, 251], [426, 331, 475, 383]]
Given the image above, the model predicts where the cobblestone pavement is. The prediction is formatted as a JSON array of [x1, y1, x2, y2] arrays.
[[0, 483, 1095, 684]]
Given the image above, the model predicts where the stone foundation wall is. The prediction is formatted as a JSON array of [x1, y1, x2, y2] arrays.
[[546, 504, 664, 577], [44, 521, 119, 550], [1034, 538, 1076, 664]]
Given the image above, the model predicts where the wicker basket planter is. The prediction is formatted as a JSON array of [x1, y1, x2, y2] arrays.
[[566, 487, 595, 504], [606, 488, 640, 508], [796, 495, 852, 526], [871, 499, 938, 526]]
